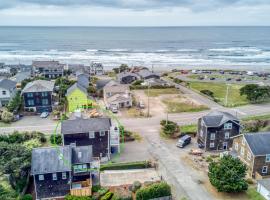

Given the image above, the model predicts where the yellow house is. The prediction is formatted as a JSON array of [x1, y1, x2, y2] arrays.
[[66, 83, 94, 112]]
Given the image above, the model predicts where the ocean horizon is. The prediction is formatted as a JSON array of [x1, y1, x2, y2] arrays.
[[1, 26, 270, 71]]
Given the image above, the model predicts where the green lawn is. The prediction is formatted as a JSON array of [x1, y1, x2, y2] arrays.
[[144, 88, 179, 97], [162, 99, 208, 113], [0, 122, 10, 127], [243, 114, 270, 121], [188, 82, 249, 107], [180, 124, 197, 132], [246, 188, 265, 200]]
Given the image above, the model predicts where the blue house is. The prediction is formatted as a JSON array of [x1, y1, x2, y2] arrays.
[[21, 80, 55, 113]]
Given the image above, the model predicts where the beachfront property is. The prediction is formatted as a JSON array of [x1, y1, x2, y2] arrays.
[[32, 60, 65, 79], [31, 145, 99, 199], [103, 81, 132, 109], [117, 72, 140, 84], [136, 69, 160, 80], [0, 79, 17, 107], [61, 117, 120, 160], [21, 80, 55, 113], [231, 132, 270, 179], [66, 83, 93, 112], [90, 62, 104, 75], [197, 111, 241, 151]]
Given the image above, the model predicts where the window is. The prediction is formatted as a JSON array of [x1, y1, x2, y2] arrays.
[[262, 166, 268, 174], [224, 123, 232, 130], [38, 174, 44, 181], [62, 172, 67, 180], [266, 154, 270, 162], [100, 131, 106, 136], [234, 142, 238, 150], [52, 173, 57, 180], [27, 93, 33, 98], [42, 99, 49, 105], [27, 99, 34, 106], [241, 147, 245, 156], [73, 164, 88, 173], [41, 92, 48, 97], [225, 132, 230, 139], [2, 90, 6, 95], [210, 142, 215, 148], [247, 152, 251, 161], [210, 133, 215, 140], [89, 131, 95, 139]]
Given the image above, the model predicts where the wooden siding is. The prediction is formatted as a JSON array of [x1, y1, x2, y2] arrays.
[[70, 179, 92, 197]]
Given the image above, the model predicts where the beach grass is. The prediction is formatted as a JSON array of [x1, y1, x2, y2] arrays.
[[188, 82, 248, 107], [144, 88, 179, 97], [180, 124, 198, 133]]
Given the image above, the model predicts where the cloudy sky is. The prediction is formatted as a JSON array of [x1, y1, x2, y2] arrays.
[[0, 0, 270, 26]]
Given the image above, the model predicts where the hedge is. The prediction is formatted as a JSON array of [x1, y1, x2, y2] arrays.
[[100, 161, 151, 171], [100, 192, 113, 200], [136, 182, 171, 200], [65, 195, 93, 200], [130, 85, 175, 90]]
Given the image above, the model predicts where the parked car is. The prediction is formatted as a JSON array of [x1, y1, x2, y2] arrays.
[[226, 78, 232, 81], [236, 78, 242, 81], [198, 76, 204, 80], [210, 77, 215, 80], [176, 135, 191, 148], [40, 112, 49, 118], [139, 101, 145, 109], [111, 106, 118, 113]]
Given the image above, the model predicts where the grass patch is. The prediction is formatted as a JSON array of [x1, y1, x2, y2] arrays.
[[246, 187, 265, 200], [0, 122, 10, 127], [188, 82, 248, 107], [180, 124, 197, 132], [145, 88, 179, 97], [243, 114, 270, 121], [100, 161, 151, 171], [162, 98, 208, 113]]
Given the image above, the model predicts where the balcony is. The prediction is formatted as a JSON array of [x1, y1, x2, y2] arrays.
[[70, 179, 92, 196]]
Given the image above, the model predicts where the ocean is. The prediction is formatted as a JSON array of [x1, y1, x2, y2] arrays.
[[1, 26, 270, 71]]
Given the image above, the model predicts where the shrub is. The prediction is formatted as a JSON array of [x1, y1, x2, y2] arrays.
[[92, 185, 101, 193], [0, 131, 46, 144], [98, 188, 110, 196], [132, 80, 144, 86], [136, 182, 171, 200], [131, 181, 142, 192], [21, 194, 33, 200], [206, 156, 213, 163], [50, 134, 62, 145], [100, 192, 113, 200], [1, 111, 14, 123], [65, 195, 93, 200], [200, 90, 214, 98], [100, 161, 151, 171]]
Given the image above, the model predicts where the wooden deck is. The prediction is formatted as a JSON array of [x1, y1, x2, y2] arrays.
[[70, 179, 92, 196]]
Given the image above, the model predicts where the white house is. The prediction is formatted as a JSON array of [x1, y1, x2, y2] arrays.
[[257, 178, 270, 200], [0, 79, 17, 107]]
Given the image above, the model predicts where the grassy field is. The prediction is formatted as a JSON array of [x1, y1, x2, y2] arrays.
[[243, 114, 270, 121], [144, 88, 179, 97], [180, 124, 197, 132], [162, 98, 208, 113], [246, 188, 265, 200], [187, 74, 264, 81], [188, 82, 249, 107]]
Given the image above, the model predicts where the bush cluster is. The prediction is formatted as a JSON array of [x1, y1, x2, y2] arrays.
[[100, 161, 151, 171], [0, 131, 46, 144], [50, 134, 62, 145], [130, 85, 175, 90], [160, 120, 179, 136], [136, 182, 171, 200]]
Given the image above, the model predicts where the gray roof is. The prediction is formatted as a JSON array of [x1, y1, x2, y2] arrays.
[[72, 146, 93, 164], [0, 79, 16, 90], [77, 74, 89, 89], [258, 178, 270, 191], [201, 111, 239, 127], [137, 70, 159, 78], [117, 72, 140, 80], [22, 80, 54, 93], [32, 60, 64, 69], [104, 82, 129, 94], [244, 132, 270, 156], [31, 146, 72, 174], [96, 79, 112, 90], [61, 117, 111, 135], [11, 71, 31, 83], [66, 82, 87, 96]]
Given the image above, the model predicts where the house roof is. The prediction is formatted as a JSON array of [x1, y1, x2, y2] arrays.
[[107, 93, 131, 103], [244, 132, 270, 156], [137, 69, 159, 78], [32, 60, 64, 69], [22, 80, 55, 93], [31, 146, 72, 175], [72, 146, 93, 164], [258, 178, 270, 191], [96, 79, 112, 90], [61, 117, 111, 135], [104, 82, 129, 94], [201, 111, 239, 127], [66, 82, 87, 96], [11, 71, 31, 83], [0, 79, 16, 90], [117, 72, 140, 80], [77, 73, 89, 88]]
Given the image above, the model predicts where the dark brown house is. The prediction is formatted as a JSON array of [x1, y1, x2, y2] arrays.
[[197, 111, 241, 151], [61, 118, 117, 160], [232, 132, 270, 179]]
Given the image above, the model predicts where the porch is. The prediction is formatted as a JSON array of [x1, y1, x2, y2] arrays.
[[70, 179, 92, 196]]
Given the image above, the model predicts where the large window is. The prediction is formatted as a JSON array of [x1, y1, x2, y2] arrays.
[[241, 147, 245, 156], [210, 133, 215, 140], [225, 132, 230, 139], [27, 99, 34, 106], [41, 92, 48, 97], [73, 164, 88, 173], [210, 142, 215, 148], [42, 99, 49, 105], [100, 131, 106, 137], [224, 123, 232, 130], [89, 131, 95, 139], [38, 174, 44, 181], [62, 172, 67, 180], [52, 173, 57, 180], [234, 142, 238, 150], [27, 93, 33, 98], [247, 152, 251, 161], [266, 154, 270, 162], [2, 90, 6, 95]]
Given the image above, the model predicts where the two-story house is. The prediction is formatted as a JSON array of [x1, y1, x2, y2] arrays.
[[197, 111, 241, 151], [33, 60, 64, 79], [61, 117, 120, 160], [89, 63, 104, 75], [0, 79, 17, 107], [31, 145, 98, 200], [231, 132, 270, 179], [21, 80, 54, 113], [117, 72, 140, 84]]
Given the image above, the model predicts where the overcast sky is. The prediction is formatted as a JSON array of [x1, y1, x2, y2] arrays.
[[0, 0, 270, 26]]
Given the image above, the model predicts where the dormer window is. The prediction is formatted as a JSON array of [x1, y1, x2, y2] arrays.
[[89, 131, 95, 139], [224, 123, 232, 130], [62, 172, 67, 180], [38, 174, 44, 181]]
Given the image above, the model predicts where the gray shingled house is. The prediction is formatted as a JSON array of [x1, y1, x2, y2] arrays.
[[136, 69, 160, 80], [32, 60, 64, 79], [197, 111, 241, 151], [31, 145, 97, 199], [0, 79, 17, 107], [117, 72, 140, 84]]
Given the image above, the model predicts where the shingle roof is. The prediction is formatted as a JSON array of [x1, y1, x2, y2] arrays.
[[72, 146, 93, 164], [0, 79, 16, 90], [137, 69, 159, 78], [104, 82, 129, 93], [107, 93, 131, 103], [117, 72, 140, 80], [22, 80, 54, 93], [11, 72, 31, 83], [32, 60, 64, 69], [31, 146, 72, 174], [201, 111, 239, 127], [66, 82, 87, 96], [244, 132, 270, 156], [61, 117, 111, 135], [96, 79, 112, 90], [77, 74, 89, 89], [258, 178, 270, 191]]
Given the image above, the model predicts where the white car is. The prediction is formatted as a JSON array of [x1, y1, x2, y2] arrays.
[[40, 112, 49, 118], [139, 101, 145, 109], [111, 107, 118, 113]]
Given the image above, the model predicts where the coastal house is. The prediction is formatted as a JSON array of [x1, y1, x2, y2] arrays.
[[197, 111, 241, 151], [136, 69, 160, 80], [76, 73, 90, 89], [231, 132, 270, 179], [21, 80, 54, 113], [66, 83, 93, 112], [90, 63, 104, 75], [117, 72, 140, 84], [32, 60, 64, 79], [257, 178, 270, 200], [31, 145, 98, 200], [10, 71, 31, 89], [0, 79, 17, 107], [61, 117, 120, 160], [103, 81, 132, 109]]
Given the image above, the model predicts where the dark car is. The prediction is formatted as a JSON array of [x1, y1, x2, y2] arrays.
[[198, 76, 204, 80], [210, 77, 215, 80], [236, 78, 242, 81], [226, 78, 232, 81], [176, 135, 191, 148]]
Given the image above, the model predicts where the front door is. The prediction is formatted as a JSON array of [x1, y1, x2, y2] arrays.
[[223, 142, 228, 150]]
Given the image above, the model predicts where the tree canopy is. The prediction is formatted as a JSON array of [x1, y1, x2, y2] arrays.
[[240, 84, 270, 102]]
